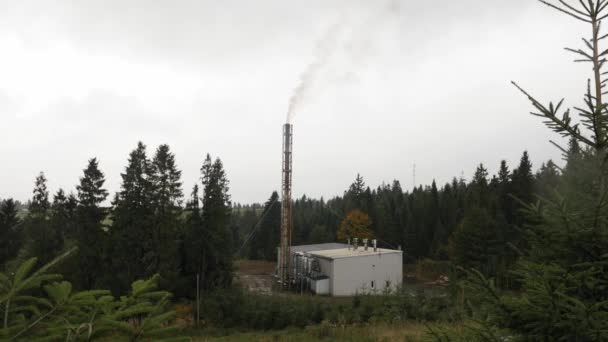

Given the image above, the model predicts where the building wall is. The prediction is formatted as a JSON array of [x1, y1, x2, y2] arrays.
[[312, 278, 330, 295], [316, 257, 333, 293], [329, 252, 402, 296]]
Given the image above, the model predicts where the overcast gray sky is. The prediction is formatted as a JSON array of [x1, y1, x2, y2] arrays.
[[0, 0, 591, 204]]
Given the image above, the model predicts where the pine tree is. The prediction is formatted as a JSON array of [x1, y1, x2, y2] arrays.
[[72, 158, 109, 290], [50, 189, 72, 243], [496, 160, 515, 223], [149, 144, 183, 290], [24, 172, 62, 265], [199, 155, 233, 291], [429, 180, 447, 257], [467, 164, 490, 208], [449, 207, 498, 274], [497, 160, 510, 185], [249, 191, 280, 260], [30, 172, 50, 215], [511, 151, 534, 210], [535, 159, 560, 198], [110, 142, 156, 293], [0, 199, 21, 269], [345, 173, 369, 213], [180, 185, 203, 296]]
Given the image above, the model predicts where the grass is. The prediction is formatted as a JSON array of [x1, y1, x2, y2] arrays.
[[181, 259, 463, 341], [184, 322, 467, 341]]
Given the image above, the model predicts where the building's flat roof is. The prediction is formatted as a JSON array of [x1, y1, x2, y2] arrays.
[[307, 247, 402, 260], [291, 243, 350, 253]]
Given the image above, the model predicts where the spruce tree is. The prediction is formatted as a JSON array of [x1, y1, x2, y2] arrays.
[[248, 191, 280, 260], [182, 184, 207, 298], [0, 199, 21, 269], [73, 158, 109, 289], [199, 155, 233, 291], [345, 173, 370, 213], [467, 163, 490, 208], [535, 159, 560, 198], [511, 151, 535, 212], [149, 144, 183, 290], [449, 207, 497, 274], [24, 172, 61, 265], [30, 172, 50, 215], [110, 142, 155, 293], [50, 189, 71, 243]]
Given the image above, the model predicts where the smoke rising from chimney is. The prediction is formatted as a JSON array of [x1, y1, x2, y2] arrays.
[[285, 0, 399, 124], [286, 22, 343, 124]]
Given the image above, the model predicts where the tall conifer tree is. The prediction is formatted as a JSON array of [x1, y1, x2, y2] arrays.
[[72, 158, 109, 289], [200, 155, 233, 290], [149, 144, 183, 289], [110, 142, 155, 293], [24, 172, 61, 265], [0, 199, 21, 269], [249, 191, 280, 261]]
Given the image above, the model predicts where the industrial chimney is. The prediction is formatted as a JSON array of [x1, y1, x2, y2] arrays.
[[279, 124, 293, 288]]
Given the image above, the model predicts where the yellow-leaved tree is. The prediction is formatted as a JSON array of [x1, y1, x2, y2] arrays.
[[337, 209, 374, 241]]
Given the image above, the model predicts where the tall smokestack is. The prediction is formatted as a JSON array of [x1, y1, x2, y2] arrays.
[[279, 123, 293, 288]]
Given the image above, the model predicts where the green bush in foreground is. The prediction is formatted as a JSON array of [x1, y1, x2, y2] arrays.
[[199, 286, 461, 331], [0, 248, 185, 341]]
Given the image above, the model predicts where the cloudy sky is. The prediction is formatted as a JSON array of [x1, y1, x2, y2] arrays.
[[0, 0, 591, 204]]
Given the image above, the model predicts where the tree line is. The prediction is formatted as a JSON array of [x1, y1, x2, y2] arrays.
[[0, 140, 576, 295], [238, 147, 564, 280], [0, 142, 232, 298]]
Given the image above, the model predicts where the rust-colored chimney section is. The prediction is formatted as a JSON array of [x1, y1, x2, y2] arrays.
[[279, 123, 293, 289]]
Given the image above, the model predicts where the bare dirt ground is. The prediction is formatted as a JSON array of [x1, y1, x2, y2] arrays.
[[234, 260, 276, 295]]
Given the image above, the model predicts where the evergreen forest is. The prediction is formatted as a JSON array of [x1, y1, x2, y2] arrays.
[[1, 0, 608, 340]]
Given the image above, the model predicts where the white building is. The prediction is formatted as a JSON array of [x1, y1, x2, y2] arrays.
[[280, 242, 403, 296]]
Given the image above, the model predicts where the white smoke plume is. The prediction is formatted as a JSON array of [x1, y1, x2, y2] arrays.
[[286, 22, 343, 124], [285, 0, 399, 124]]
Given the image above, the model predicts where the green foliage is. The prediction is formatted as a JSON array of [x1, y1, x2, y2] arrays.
[[461, 1, 608, 339], [448, 208, 499, 275], [199, 286, 459, 331], [248, 191, 280, 261], [198, 155, 234, 291], [337, 209, 374, 241], [0, 199, 22, 270], [23, 172, 63, 267], [0, 250, 185, 341], [110, 142, 157, 293], [70, 158, 109, 290]]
